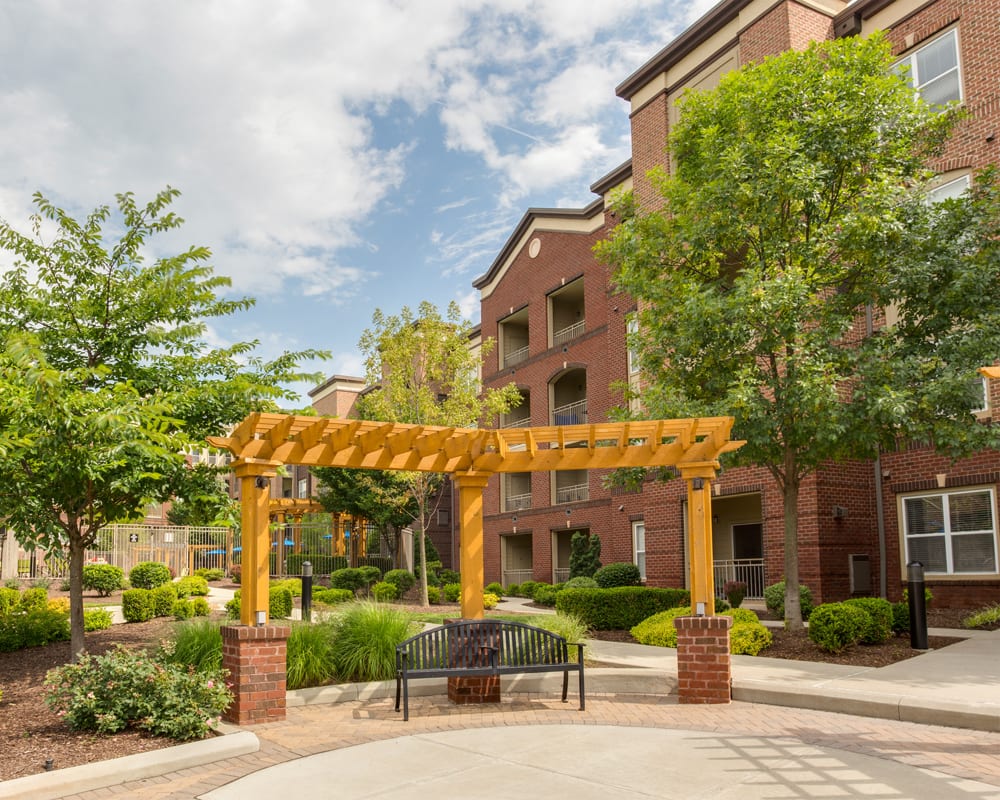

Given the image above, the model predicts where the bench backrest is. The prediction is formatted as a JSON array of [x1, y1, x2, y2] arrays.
[[397, 620, 569, 670]]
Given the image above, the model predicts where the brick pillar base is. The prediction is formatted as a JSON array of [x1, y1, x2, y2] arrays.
[[221, 624, 290, 725], [448, 675, 501, 704], [675, 615, 732, 704], [444, 618, 501, 707]]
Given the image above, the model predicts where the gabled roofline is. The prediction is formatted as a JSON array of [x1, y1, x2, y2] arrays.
[[590, 159, 633, 196], [616, 0, 753, 100], [307, 374, 365, 398], [471, 198, 604, 290], [832, 0, 902, 38]]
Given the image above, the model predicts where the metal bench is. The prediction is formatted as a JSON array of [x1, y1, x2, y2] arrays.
[[394, 618, 585, 721]]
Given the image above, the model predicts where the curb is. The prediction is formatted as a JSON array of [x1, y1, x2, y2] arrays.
[[0, 730, 260, 800]]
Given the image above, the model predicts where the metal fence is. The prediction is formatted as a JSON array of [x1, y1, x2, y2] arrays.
[[713, 558, 766, 600]]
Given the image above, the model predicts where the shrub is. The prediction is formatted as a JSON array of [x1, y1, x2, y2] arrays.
[[194, 568, 225, 582], [151, 584, 179, 617], [3, 578, 21, 590], [230, 565, 241, 584], [82, 564, 126, 597], [31, 577, 52, 590], [270, 578, 302, 598], [891, 601, 910, 633], [563, 576, 599, 589], [483, 592, 500, 609], [843, 597, 893, 644], [172, 599, 194, 620], [963, 604, 1000, 629], [485, 582, 504, 596], [45, 646, 232, 740], [270, 587, 294, 619], [330, 602, 417, 682], [161, 618, 223, 672], [437, 569, 460, 587], [384, 570, 417, 595], [0, 587, 20, 615], [723, 580, 747, 609], [312, 588, 354, 606], [517, 580, 540, 599], [730, 621, 773, 655], [330, 568, 367, 593], [83, 608, 114, 632], [426, 585, 441, 604], [176, 576, 210, 598], [0, 608, 70, 651], [763, 580, 813, 621], [129, 561, 172, 590], [505, 583, 520, 597], [371, 581, 399, 602], [568, 530, 602, 579], [47, 597, 70, 615], [630, 607, 691, 647], [443, 583, 461, 603], [286, 554, 348, 576], [594, 562, 642, 588], [286, 620, 338, 690], [533, 585, 559, 607], [358, 566, 382, 592], [808, 602, 867, 653], [191, 597, 211, 617], [556, 586, 689, 630], [122, 588, 155, 623], [18, 587, 48, 612]]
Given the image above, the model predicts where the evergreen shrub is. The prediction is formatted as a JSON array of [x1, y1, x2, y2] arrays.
[[443, 582, 461, 602], [485, 581, 504, 596], [384, 569, 416, 595], [122, 588, 155, 622], [83, 608, 114, 632], [152, 584, 179, 617], [176, 576, 210, 597], [556, 586, 689, 630], [843, 597, 893, 644], [82, 564, 126, 597], [129, 561, 172, 590], [594, 562, 642, 588], [763, 580, 814, 621], [371, 581, 399, 602], [807, 602, 867, 653]]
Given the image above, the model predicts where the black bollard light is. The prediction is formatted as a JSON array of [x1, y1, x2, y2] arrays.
[[907, 560, 928, 650], [302, 561, 312, 623]]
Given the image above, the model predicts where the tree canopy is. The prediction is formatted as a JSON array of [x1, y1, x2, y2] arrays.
[[597, 34, 1000, 626], [0, 187, 325, 654]]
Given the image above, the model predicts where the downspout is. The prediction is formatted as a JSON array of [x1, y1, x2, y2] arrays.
[[866, 305, 888, 598]]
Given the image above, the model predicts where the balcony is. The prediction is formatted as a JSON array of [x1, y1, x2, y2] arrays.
[[552, 398, 587, 426], [552, 320, 585, 347], [499, 308, 530, 369], [503, 492, 532, 512], [504, 344, 529, 366], [555, 482, 589, 504], [548, 277, 585, 349], [501, 413, 531, 428]]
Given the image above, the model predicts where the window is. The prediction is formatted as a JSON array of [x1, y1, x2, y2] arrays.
[[633, 520, 646, 580], [297, 478, 308, 499], [971, 376, 989, 415], [626, 314, 640, 375], [894, 29, 962, 108], [903, 489, 998, 574], [927, 174, 970, 204]]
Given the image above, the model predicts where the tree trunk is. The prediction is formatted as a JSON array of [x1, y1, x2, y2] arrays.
[[782, 473, 804, 631], [68, 531, 87, 660], [416, 484, 429, 607]]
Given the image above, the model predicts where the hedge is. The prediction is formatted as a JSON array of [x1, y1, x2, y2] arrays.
[[556, 586, 690, 630], [286, 554, 348, 575]]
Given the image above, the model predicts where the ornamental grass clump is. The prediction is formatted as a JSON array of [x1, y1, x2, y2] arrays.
[[45, 646, 232, 741], [161, 618, 224, 673], [330, 602, 418, 682], [286, 619, 338, 690], [962, 603, 1000, 630]]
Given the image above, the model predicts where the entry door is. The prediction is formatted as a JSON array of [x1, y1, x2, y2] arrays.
[[732, 523, 763, 560]]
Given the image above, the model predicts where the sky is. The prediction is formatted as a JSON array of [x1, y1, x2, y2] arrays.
[[0, 0, 714, 404]]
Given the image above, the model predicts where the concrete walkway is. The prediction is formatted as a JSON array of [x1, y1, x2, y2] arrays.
[[3, 596, 998, 800]]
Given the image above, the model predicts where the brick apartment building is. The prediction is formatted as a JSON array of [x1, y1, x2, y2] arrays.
[[473, 0, 1000, 607]]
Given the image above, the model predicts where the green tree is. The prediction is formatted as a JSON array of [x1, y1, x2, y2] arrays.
[[597, 35, 1000, 628], [165, 463, 236, 528], [0, 187, 325, 655], [313, 467, 417, 567], [568, 530, 602, 579], [355, 301, 521, 605]]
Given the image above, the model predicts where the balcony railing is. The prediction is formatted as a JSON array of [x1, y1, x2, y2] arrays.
[[713, 558, 766, 600], [502, 568, 535, 587], [555, 482, 589, 504], [503, 344, 529, 367], [552, 320, 585, 347], [552, 399, 587, 426], [503, 493, 532, 512], [501, 414, 531, 428], [553, 568, 570, 583]]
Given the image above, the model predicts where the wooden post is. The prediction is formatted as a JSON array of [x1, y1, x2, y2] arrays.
[[680, 464, 717, 615], [453, 471, 491, 620], [233, 460, 277, 626]]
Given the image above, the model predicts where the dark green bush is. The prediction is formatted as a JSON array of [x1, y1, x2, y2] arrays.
[[286, 554, 348, 575], [443, 582, 461, 602], [533, 585, 559, 607], [568, 530, 602, 579], [384, 569, 416, 595], [594, 562, 642, 588], [556, 586, 690, 630], [763, 580, 813, 621], [191, 597, 211, 617], [357, 555, 392, 575], [518, 580, 540, 598], [0, 608, 70, 651], [194, 568, 225, 582], [505, 583, 520, 597], [437, 569, 460, 587], [330, 568, 367, 593], [358, 565, 382, 589], [426, 585, 441, 604], [843, 597, 893, 644], [82, 564, 126, 597], [122, 588, 155, 623], [807, 602, 867, 653], [172, 599, 194, 620], [485, 581, 504, 596], [225, 587, 294, 620], [563, 576, 599, 589], [129, 561, 172, 590], [313, 587, 354, 605], [151, 583, 179, 617], [891, 601, 910, 633]]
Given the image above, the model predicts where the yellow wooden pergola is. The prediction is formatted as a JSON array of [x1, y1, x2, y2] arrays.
[[982, 366, 1000, 380], [209, 413, 744, 626]]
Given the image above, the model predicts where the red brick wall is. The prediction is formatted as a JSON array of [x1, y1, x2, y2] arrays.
[[221, 624, 290, 725], [629, 94, 670, 209]]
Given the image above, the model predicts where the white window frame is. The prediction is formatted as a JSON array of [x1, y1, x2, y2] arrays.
[[902, 488, 999, 576], [632, 519, 646, 581], [927, 174, 970, 204], [626, 314, 640, 375], [893, 28, 963, 108], [971, 375, 990, 415]]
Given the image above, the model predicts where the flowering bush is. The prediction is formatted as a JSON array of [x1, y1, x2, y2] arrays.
[[44, 646, 232, 740], [482, 592, 500, 609]]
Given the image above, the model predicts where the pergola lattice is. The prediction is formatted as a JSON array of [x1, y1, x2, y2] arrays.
[[210, 413, 744, 625]]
